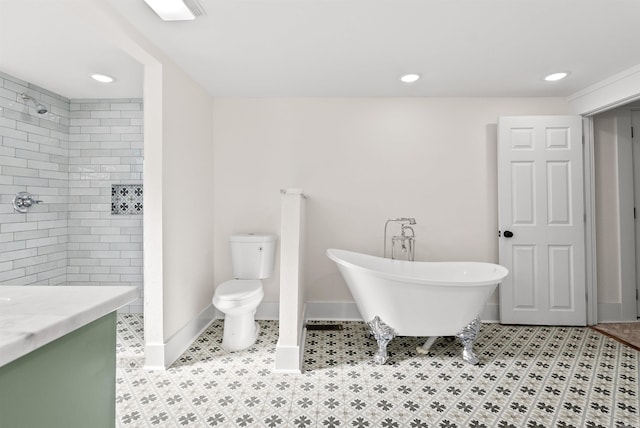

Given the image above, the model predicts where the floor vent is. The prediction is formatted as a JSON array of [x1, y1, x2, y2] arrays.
[[306, 324, 343, 331]]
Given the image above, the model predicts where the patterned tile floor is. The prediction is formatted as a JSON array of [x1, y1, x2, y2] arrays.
[[116, 315, 639, 427]]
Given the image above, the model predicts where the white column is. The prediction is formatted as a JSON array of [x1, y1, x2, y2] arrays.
[[274, 189, 307, 373]]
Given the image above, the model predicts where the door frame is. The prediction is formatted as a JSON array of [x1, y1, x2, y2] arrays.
[[584, 111, 640, 324], [614, 111, 637, 320], [569, 65, 640, 324], [583, 117, 598, 325]]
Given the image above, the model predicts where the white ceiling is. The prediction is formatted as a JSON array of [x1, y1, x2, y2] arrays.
[[0, 1, 143, 99], [1, 0, 639, 99]]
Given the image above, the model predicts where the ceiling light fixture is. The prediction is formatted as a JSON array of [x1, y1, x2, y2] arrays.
[[143, 0, 195, 21], [400, 73, 421, 83], [544, 72, 569, 82], [90, 73, 116, 83]]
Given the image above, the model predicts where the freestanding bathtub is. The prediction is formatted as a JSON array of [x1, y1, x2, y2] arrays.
[[326, 249, 508, 365]]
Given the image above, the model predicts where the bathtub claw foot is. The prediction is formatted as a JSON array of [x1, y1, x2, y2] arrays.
[[455, 316, 481, 365], [367, 316, 396, 365]]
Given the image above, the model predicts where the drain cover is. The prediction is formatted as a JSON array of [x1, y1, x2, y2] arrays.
[[306, 324, 343, 331]]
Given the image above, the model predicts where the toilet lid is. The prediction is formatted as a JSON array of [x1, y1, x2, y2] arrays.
[[215, 280, 263, 301]]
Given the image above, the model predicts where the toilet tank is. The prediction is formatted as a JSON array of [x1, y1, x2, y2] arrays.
[[230, 233, 277, 279]]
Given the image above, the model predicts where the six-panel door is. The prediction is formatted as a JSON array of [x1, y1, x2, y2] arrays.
[[498, 116, 586, 326]]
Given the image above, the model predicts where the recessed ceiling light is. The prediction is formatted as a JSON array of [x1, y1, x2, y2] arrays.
[[400, 73, 421, 83], [544, 72, 569, 82], [90, 73, 115, 83]]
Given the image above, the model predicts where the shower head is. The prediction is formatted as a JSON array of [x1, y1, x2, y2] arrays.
[[19, 93, 48, 115]]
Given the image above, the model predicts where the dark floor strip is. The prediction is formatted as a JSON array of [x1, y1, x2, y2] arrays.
[[590, 325, 640, 352], [305, 323, 343, 331]]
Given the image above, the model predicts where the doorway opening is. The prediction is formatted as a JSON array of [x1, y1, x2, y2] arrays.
[[591, 106, 640, 321]]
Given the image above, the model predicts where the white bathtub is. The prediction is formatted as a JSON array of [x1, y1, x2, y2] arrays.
[[326, 248, 508, 364]]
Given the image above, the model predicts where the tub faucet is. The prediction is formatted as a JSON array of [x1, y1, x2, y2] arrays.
[[399, 224, 415, 254], [401, 224, 415, 238], [392, 217, 416, 225], [384, 218, 416, 260]]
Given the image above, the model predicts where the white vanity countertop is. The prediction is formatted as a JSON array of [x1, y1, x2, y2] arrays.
[[0, 286, 138, 368]]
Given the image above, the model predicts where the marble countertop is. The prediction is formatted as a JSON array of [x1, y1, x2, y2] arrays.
[[0, 286, 138, 368]]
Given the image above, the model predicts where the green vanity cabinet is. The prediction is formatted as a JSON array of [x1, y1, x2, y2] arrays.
[[0, 312, 118, 428]]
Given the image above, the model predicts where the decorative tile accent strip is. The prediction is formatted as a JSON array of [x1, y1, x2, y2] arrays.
[[111, 184, 143, 215]]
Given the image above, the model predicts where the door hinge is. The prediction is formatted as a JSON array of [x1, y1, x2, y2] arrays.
[[632, 126, 634, 139], [635, 207, 637, 220]]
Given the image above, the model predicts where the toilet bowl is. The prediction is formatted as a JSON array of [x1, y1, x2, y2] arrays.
[[213, 279, 264, 352], [212, 233, 276, 352]]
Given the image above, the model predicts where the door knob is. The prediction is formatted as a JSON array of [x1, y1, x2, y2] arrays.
[[503, 230, 514, 238]]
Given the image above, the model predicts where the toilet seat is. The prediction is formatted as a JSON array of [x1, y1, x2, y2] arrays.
[[215, 280, 262, 301]]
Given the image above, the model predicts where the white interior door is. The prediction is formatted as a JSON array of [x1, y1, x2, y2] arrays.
[[498, 116, 586, 326]]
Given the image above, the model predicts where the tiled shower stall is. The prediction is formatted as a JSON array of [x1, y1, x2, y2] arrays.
[[0, 72, 144, 312]]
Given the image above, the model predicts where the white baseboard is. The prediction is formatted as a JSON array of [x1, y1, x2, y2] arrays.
[[274, 335, 306, 374], [143, 344, 167, 371], [252, 301, 499, 323], [230, 301, 362, 321], [597, 302, 636, 323], [144, 304, 216, 371], [143, 298, 626, 371], [274, 305, 307, 373], [305, 301, 362, 320], [481, 303, 500, 323]]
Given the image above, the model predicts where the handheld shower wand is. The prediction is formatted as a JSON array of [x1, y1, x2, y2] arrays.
[[18, 93, 48, 115]]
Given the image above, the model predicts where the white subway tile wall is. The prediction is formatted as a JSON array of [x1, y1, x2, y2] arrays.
[[0, 72, 144, 312], [0, 72, 69, 286], [67, 99, 144, 313]]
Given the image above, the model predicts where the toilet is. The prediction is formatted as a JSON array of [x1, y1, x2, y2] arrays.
[[212, 233, 277, 352]]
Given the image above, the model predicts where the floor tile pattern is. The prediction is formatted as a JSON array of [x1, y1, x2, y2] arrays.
[[116, 315, 639, 427]]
